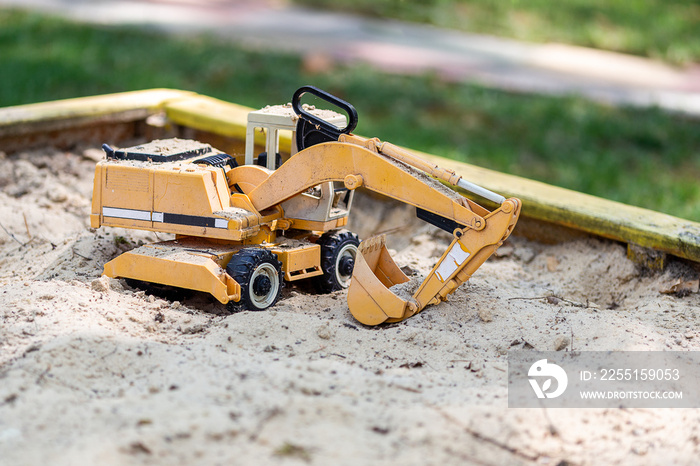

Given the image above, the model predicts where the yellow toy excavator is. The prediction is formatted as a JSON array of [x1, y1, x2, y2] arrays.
[[91, 86, 520, 325]]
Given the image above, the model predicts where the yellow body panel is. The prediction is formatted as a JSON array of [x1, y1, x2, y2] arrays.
[[226, 164, 272, 194], [103, 242, 240, 304], [272, 243, 323, 281], [92, 157, 280, 241], [289, 217, 348, 232], [102, 164, 153, 211], [152, 166, 223, 215]]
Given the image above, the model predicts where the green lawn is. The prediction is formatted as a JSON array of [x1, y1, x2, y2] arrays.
[[1, 9, 699, 220], [294, 0, 700, 65]]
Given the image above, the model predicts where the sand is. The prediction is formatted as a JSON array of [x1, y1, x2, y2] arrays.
[[1, 145, 700, 465]]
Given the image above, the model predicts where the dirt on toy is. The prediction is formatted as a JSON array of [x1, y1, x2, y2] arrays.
[[1, 145, 699, 465]]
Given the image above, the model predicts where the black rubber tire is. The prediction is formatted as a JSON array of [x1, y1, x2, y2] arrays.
[[314, 230, 360, 293], [226, 249, 283, 311]]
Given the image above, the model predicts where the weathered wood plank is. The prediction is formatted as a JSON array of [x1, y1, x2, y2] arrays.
[[163, 95, 291, 153], [164, 95, 249, 138], [416, 152, 700, 262], [0, 89, 194, 137]]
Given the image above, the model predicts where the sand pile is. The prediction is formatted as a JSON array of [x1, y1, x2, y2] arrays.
[[1, 145, 699, 465]]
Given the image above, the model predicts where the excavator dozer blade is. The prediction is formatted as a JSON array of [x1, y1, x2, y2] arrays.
[[348, 198, 521, 326], [347, 235, 417, 326]]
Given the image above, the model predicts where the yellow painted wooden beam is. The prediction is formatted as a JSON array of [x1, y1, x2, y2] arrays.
[[415, 152, 700, 262], [163, 95, 249, 139], [158, 95, 700, 261], [160, 95, 700, 263], [162, 95, 291, 153], [1, 89, 699, 263], [0, 89, 195, 136]]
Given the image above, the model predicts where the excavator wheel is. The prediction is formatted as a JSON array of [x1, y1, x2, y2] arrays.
[[226, 249, 283, 312], [314, 230, 360, 293]]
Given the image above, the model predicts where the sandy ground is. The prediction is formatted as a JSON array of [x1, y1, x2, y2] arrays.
[[1, 145, 700, 465]]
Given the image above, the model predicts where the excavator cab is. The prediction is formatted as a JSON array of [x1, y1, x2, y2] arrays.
[[240, 86, 358, 226]]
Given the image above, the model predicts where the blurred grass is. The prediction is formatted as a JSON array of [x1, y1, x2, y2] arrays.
[[295, 0, 700, 66], [0, 10, 301, 108], [1, 9, 699, 220]]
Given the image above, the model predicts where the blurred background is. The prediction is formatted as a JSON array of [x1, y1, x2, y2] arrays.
[[1, 0, 699, 219]]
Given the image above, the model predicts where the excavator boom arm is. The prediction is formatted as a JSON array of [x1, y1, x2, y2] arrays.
[[248, 135, 520, 326], [248, 141, 486, 232]]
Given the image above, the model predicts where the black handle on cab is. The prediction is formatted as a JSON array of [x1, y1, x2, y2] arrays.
[[292, 85, 358, 151]]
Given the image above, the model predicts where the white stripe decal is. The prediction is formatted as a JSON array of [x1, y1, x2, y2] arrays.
[[103, 207, 229, 229], [435, 243, 471, 282], [102, 207, 151, 221]]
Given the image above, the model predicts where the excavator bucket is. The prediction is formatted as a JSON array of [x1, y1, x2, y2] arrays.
[[348, 198, 521, 326], [347, 235, 413, 325]]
